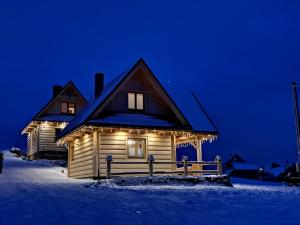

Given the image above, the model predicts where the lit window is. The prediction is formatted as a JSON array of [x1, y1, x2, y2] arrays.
[[68, 103, 75, 114], [127, 138, 146, 158], [128, 93, 136, 109], [136, 94, 144, 110], [128, 92, 144, 110], [61, 102, 68, 113], [61, 102, 76, 114]]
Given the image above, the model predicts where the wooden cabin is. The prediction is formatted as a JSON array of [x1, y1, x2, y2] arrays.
[[224, 154, 261, 179], [22, 82, 87, 160], [57, 59, 219, 178]]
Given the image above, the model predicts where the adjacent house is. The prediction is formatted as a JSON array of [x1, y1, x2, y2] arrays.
[[224, 154, 261, 179], [22, 82, 87, 160], [57, 59, 219, 178]]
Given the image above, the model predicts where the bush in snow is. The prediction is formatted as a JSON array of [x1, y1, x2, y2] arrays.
[[10, 147, 24, 158]]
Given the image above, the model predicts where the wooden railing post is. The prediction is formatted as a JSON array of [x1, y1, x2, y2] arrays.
[[182, 156, 189, 176], [106, 155, 113, 179], [215, 155, 222, 175], [148, 154, 155, 176]]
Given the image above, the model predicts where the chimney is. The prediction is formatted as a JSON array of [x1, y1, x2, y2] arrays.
[[53, 85, 63, 98], [95, 73, 104, 99]]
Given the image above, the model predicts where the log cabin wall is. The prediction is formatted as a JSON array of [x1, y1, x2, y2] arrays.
[[98, 132, 173, 176], [27, 128, 39, 159], [37, 123, 66, 158], [26, 123, 68, 159], [68, 134, 94, 178], [66, 131, 175, 178]]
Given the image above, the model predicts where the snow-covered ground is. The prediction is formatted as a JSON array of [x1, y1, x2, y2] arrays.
[[1, 151, 300, 225]]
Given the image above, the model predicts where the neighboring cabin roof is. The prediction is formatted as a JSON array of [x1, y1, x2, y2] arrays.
[[21, 81, 87, 134], [34, 115, 74, 122], [59, 58, 218, 138], [58, 72, 129, 137], [33, 81, 87, 121], [269, 166, 286, 177], [231, 162, 260, 171], [225, 154, 246, 164]]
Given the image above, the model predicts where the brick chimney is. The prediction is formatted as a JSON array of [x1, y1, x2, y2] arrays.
[[53, 85, 63, 98], [95, 73, 104, 99]]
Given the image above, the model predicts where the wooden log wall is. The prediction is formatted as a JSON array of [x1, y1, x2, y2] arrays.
[[27, 128, 39, 157], [38, 123, 66, 153], [98, 132, 173, 176], [68, 134, 94, 178]]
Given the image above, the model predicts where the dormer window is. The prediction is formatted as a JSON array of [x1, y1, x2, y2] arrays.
[[61, 102, 76, 114], [128, 92, 144, 111]]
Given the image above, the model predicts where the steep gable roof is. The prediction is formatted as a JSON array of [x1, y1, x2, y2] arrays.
[[165, 87, 218, 133], [33, 81, 87, 120], [22, 81, 87, 134], [59, 59, 218, 138]]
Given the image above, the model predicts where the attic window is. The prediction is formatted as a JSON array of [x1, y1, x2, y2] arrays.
[[128, 92, 144, 111], [61, 102, 76, 114]]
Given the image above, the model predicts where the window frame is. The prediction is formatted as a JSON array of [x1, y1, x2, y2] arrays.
[[127, 137, 147, 159], [61, 102, 76, 115], [127, 92, 136, 110], [127, 92, 144, 111]]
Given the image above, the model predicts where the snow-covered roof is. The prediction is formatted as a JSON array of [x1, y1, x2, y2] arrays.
[[22, 81, 87, 134], [231, 162, 260, 171], [34, 115, 74, 122], [59, 59, 218, 138], [33, 81, 87, 120], [88, 113, 177, 128], [269, 166, 286, 177], [59, 72, 129, 136], [165, 87, 217, 133]]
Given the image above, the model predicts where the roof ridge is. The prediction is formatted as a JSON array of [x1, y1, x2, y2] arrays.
[[190, 91, 219, 133]]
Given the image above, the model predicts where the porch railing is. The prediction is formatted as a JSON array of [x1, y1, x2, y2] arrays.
[[105, 154, 222, 179]]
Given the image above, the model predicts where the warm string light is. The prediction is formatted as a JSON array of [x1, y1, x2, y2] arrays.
[[200, 135, 217, 144], [58, 125, 217, 146], [176, 143, 192, 148]]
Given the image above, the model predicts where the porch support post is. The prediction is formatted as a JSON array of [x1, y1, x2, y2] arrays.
[[196, 140, 202, 162], [196, 140, 203, 171], [171, 135, 176, 171]]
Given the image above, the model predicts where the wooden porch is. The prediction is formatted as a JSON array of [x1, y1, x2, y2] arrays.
[[105, 154, 222, 179]]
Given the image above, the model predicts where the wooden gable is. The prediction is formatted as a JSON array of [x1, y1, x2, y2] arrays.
[[89, 60, 190, 127], [34, 82, 87, 119]]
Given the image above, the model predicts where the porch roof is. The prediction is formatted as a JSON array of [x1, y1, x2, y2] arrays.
[[34, 115, 74, 122], [87, 113, 179, 129]]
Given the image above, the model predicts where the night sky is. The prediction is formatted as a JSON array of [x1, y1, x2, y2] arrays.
[[1, 0, 300, 166]]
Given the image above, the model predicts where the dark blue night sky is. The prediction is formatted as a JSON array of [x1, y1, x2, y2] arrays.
[[1, 0, 300, 166]]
